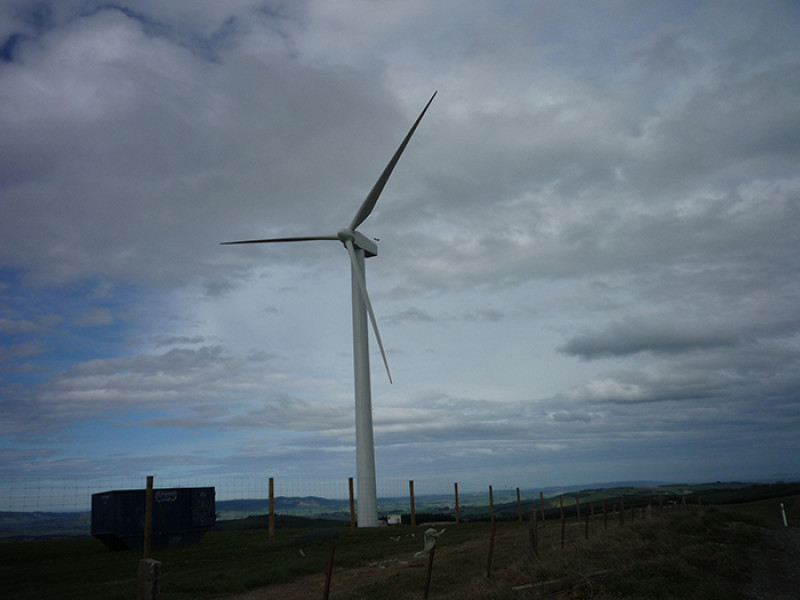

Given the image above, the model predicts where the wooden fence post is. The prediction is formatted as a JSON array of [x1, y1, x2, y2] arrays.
[[517, 487, 522, 522], [486, 520, 497, 579], [137, 558, 161, 600], [540, 492, 546, 522], [454, 482, 460, 524], [584, 511, 589, 540], [323, 545, 335, 600], [268, 477, 275, 538], [409, 480, 416, 527], [575, 497, 581, 520], [139, 476, 158, 600], [528, 509, 538, 560], [489, 485, 495, 523], [348, 477, 355, 531], [423, 546, 436, 600], [143, 475, 153, 559]]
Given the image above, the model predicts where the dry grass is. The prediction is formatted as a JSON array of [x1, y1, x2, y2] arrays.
[[224, 506, 767, 599], [516, 507, 762, 600]]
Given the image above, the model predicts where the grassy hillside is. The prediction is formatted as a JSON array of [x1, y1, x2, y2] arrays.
[[3, 497, 797, 599]]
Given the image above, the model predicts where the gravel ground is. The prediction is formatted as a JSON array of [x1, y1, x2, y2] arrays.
[[746, 526, 800, 600]]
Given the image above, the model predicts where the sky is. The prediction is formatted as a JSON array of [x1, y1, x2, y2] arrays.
[[1, 0, 799, 500]]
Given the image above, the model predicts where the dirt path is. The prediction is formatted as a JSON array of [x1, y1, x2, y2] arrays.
[[218, 526, 524, 600], [218, 558, 418, 600], [746, 526, 800, 599]]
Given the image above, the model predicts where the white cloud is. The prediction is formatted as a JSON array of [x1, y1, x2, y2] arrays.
[[73, 308, 113, 328]]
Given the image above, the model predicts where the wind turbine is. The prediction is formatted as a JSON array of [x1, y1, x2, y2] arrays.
[[222, 92, 436, 527]]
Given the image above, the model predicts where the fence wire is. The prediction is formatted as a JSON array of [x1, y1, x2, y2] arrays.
[[1, 475, 525, 514]]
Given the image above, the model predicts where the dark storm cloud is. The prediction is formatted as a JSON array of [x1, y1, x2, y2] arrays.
[[560, 318, 738, 359]]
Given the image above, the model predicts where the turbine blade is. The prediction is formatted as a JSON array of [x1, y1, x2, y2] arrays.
[[221, 235, 338, 245], [349, 91, 437, 231], [345, 239, 393, 384]]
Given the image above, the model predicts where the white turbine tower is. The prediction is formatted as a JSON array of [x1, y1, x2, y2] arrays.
[[222, 92, 436, 527]]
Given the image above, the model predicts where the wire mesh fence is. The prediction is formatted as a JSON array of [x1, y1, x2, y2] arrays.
[[2, 476, 327, 513], [0, 474, 548, 540], [1, 474, 531, 514]]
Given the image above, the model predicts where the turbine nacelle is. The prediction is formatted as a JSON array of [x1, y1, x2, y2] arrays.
[[338, 229, 377, 257]]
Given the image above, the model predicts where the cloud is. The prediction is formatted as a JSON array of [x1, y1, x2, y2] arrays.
[[0, 3, 398, 288], [73, 308, 113, 328], [0, 340, 41, 363], [0, 315, 60, 334], [559, 318, 738, 359], [0, 344, 278, 436], [384, 307, 435, 325], [549, 410, 592, 423]]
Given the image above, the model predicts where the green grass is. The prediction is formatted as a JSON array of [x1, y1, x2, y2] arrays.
[[716, 493, 800, 527], [2, 536, 141, 600], [0, 498, 793, 600], [0, 522, 492, 600]]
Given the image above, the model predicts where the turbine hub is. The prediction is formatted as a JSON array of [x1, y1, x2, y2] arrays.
[[338, 229, 378, 257], [337, 228, 355, 243]]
